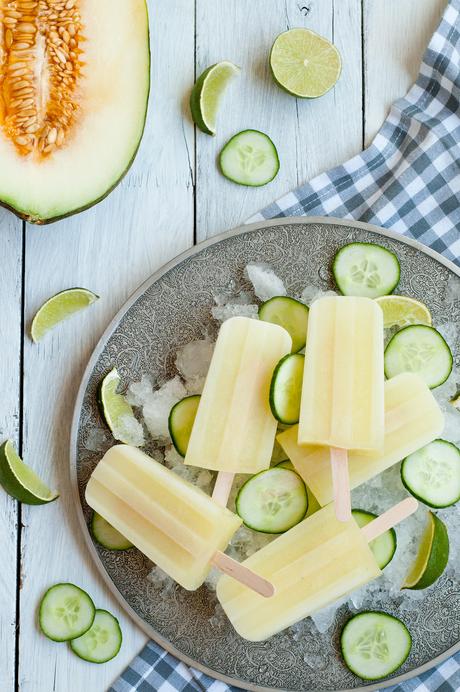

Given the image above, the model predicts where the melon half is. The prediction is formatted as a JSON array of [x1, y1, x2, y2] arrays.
[[0, 0, 150, 223]]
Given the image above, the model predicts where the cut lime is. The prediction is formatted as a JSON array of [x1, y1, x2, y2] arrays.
[[190, 61, 241, 135], [31, 288, 99, 342], [270, 28, 341, 98], [375, 295, 432, 329], [402, 511, 449, 590], [98, 368, 144, 447], [0, 440, 58, 505]]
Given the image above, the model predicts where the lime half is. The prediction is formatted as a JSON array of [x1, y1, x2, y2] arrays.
[[402, 511, 449, 590], [31, 288, 99, 342], [0, 440, 58, 504], [190, 61, 241, 135], [270, 28, 341, 98], [98, 368, 144, 447], [375, 295, 432, 329]]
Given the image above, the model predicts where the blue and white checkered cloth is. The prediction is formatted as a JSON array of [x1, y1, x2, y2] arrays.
[[112, 1, 460, 690]]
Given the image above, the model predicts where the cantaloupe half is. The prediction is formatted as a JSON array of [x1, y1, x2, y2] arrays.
[[0, 0, 150, 223]]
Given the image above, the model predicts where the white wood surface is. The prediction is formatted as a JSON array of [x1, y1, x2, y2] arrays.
[[0, 1, 446, 690]]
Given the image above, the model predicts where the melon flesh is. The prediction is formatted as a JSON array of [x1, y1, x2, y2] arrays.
[[0, 0, 150, 223]]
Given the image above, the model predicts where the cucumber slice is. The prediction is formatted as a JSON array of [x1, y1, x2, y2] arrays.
[[341, 611, 412, 680], [236, 467, 308, 533], [70, 609, 122, 663], [333, 242, 400, 298], [39, 583, 96, 642], [269, 353, 304, 424], [168, 395, 201, 457], [352, 510, 396, 569], [91, 512, 133, 551], [401, 440, 460, 508], [219, 130, 280, 187], [384, 325, 453, 388], [259, 296, 309, 353], [277, 461, 322, 518]]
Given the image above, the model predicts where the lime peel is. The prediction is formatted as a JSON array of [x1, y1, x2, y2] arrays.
[[190, 61, 241, 135], [98, 368, 144, 447], [402, 511, 449, 590], [31, 287, 99, 342], [0, 439, 58, 504]]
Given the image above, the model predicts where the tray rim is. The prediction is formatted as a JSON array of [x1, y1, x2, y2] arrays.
[[70, 215, 460, 692]]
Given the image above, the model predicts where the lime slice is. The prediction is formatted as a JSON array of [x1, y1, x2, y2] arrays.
[[98, 368, 144, 447], [402, 511, 449, 590], [0, 440, 58, 505], [31, 288, 99, 342], [190, 61, 241, 135], [375, 295, 432, 329], [270, 28, 341, 98]]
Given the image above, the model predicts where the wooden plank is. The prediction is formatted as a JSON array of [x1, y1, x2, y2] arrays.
[[17, 1, 195, 689], [195, 0, 363, 239], [363, 0, 446, 144], [0, 213, 22, 692]]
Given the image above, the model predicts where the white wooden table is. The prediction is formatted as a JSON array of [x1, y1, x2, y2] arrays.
[[0, 1, 447, 690]]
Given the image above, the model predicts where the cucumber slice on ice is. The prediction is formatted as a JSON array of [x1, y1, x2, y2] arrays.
[[70, 609, 122, 663], [278, 461, 322, 518], [39, 583, 96, 642], [401, 440, 460, 508], [259, 296, 309, 353], [269, 353, 304, 424], [341, 611, 412, 680], [384, 325, 453, 388], [352, 510, 396, 569], [333, 242, 400, 298], [236, 467, 308, 533], [168, 395, 201, 457], [219, 130, 280, 187], [91, 512, 133, 550]]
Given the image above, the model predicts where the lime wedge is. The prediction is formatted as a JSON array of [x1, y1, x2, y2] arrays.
[[0, 440, 58, 505], [98, 368, 144, 447], [31, 288, 99, 342], [402, 511, 449, 590], [375, 295, 432, 329], [270, 28, 341, 98], [190, 61, 241, 135]]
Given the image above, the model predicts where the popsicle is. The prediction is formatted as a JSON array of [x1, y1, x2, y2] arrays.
[[185, 316, 292, 505], [299, 296, 385, 520], [85, 445, 274, 595], [279, 373, 444, 506], [216, 497, 418, 641]]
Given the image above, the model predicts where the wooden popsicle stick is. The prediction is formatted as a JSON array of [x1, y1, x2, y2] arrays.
[[330, 447, 351, 522], [361, 497, 419, 543], [212, 550, 275, 598], [212, 471, 235, 507]]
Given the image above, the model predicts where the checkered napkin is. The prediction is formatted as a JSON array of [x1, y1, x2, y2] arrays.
[[111, 1, 460, 690]]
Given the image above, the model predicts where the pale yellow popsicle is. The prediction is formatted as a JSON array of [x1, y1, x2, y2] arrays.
[[280, 373, 444, 506], [299, 296, 384, 452], [185, 316, 292, 474], [216, 503, 381, 641], [85, 445, 242, 590]]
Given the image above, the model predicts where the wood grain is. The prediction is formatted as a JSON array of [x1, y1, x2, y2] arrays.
[[195, 0, 363, 240], [0, 213, 22, 692], [17, 1, 195, 690]]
